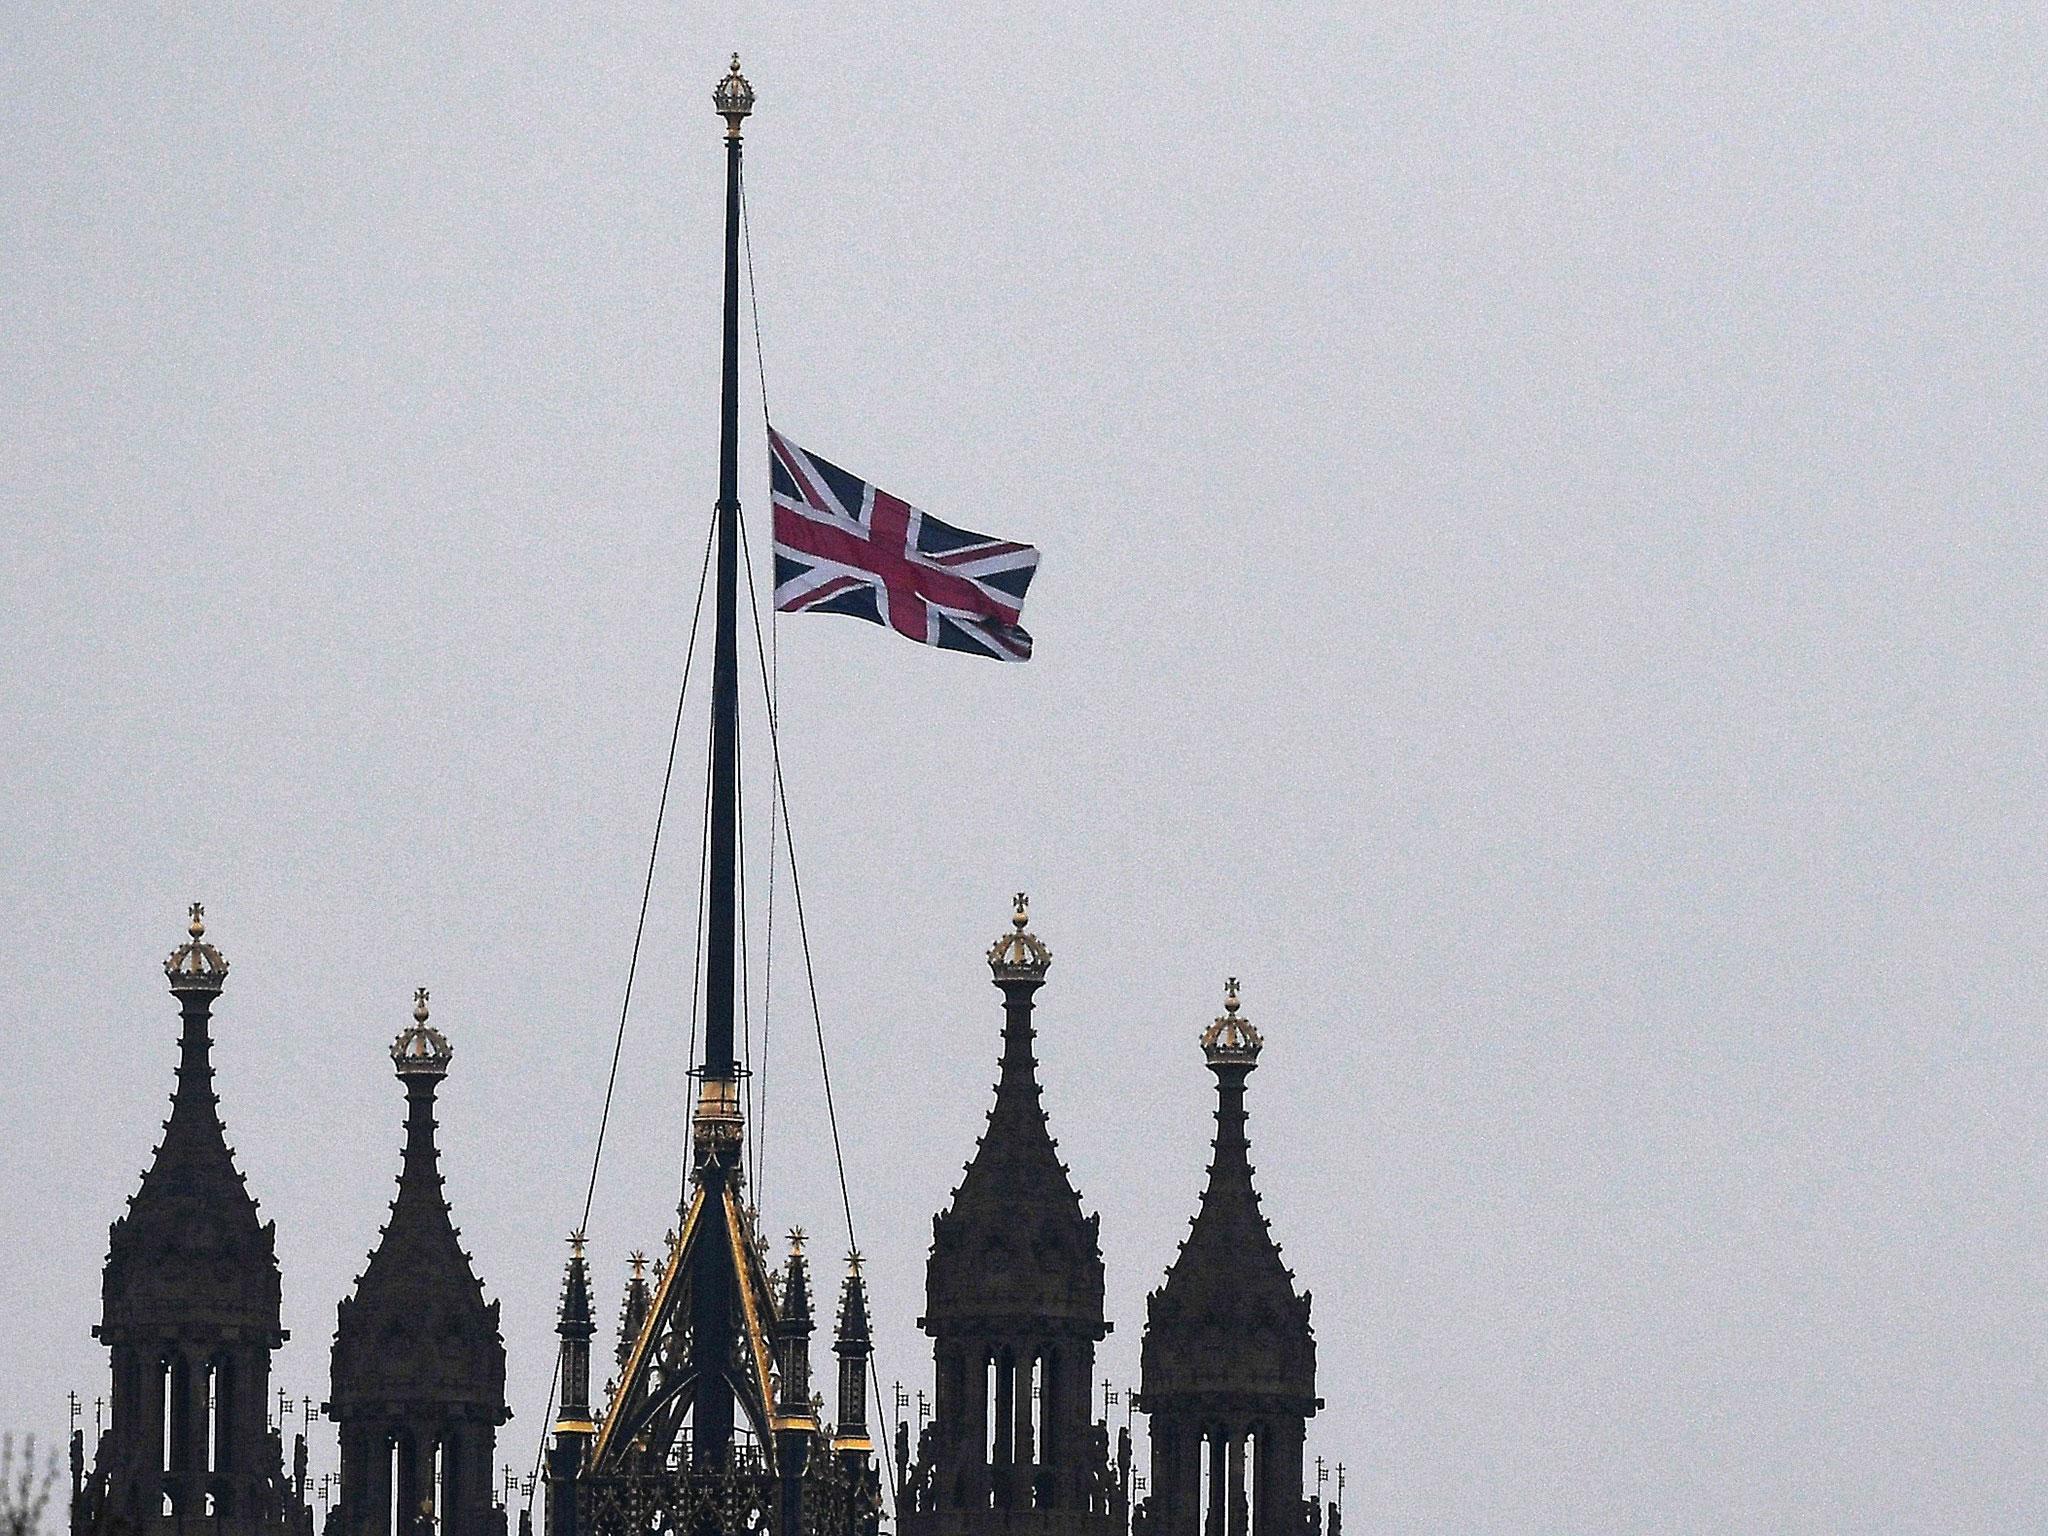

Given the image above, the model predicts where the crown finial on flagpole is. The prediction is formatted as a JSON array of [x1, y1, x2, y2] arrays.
[[715, 54, 754, 138]]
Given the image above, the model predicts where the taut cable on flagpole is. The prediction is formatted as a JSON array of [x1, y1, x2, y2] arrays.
[[580, 512, 716, 1233], [739, 89, 896, 1515], [526, 512, 716, 1527], [740, 157, 780, 1210], [735, 507, 900, 1516]]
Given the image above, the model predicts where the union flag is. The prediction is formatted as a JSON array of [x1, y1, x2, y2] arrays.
[[769, 428, 1039, 662]]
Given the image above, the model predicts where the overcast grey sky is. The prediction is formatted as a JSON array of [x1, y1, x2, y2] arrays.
[[5, 4, 2046, 1531]]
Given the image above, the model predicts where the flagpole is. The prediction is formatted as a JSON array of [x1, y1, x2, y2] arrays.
[[690, 51, 756, 1472], [707, 57, 747, 1091]]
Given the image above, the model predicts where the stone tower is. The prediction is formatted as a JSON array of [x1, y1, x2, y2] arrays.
[[76, 907, 310, 1536], [1137, 983, 1318, 1536], [900, 896, 1119, 1536], [328, 991, 509, 1536]]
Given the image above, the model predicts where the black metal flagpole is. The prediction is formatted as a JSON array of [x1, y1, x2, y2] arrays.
[[690, 52, 756, 1472], [707, 55, 746, 1090]]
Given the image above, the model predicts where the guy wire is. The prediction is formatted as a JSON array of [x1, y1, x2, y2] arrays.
[[736, 507, 900, 1513], [531, 509, 715, 1523], [741, 156, 779, 1210]]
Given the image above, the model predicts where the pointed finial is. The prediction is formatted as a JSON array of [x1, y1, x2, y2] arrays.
[[392, 987, 453, 1078], [558, 1232, 594, 1337], [835, 1253, 872, 1352], [988, 891, 1052, 981], [787, 1226, 807, 1255], [165, 903, 230, 994], [715, 53, 755, 138], [1201, 975, 1263, 1067], [628, 1250, 647, 1279]]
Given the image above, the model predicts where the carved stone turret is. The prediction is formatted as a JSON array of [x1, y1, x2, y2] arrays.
[[1137, 982, 1318, 1536], [328, 991, 510, 1536], [77, 907, 310, 1536], [903, 897, 1117, 1536]]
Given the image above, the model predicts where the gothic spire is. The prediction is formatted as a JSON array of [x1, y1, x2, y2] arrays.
[[1142, 980, 1315, 1415], [555, 1232, 597, 1434], [101, 904, 280, 1346], [86, 909, 302, 1536], [330, 990, 507, 1426], [833, 1254, 872, 1453], [924, 895, 1104, 1331], [614, 1252, 651, 1369], [834, 1252, 871, 1357], [774, 1231, 818, 1426]]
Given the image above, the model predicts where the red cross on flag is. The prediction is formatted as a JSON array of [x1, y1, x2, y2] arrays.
[[768, 428, 1040, 662]]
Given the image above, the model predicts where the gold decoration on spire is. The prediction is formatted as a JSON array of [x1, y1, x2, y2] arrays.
[[714, 53, 754, 138], [987, 891, 1052, 980], [164, 902, 230, 994], [1200, 975, 1263, 1066], [392, 985, 453, 1077]]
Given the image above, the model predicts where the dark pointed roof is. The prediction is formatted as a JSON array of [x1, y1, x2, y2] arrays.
[[778, 1232, 816, 1336], [924, 897, 1105, 1337], [1142, 982, 1315, 1415], [615, 1252, 651, 1367], [330, 992, 507, 1421], [835, 1255, 871, 1356], [559, 1232, 595, 1340], [100, 908, 282, 1347]]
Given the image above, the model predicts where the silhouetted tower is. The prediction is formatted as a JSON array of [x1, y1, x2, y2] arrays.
[[1138, 983, 1318, 1536], [77, 906, 310, 1536], [831, 1257, 872, 1467], [831, 1255, 882, 1536], [902, 896, 1117, 1536], [613, 1257, 650, 1373], [329, 991, 511, 1536], [543, 1236, 595, 1536], [771, 1236, 819, 1536]]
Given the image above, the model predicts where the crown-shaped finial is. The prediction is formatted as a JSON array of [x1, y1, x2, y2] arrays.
[[987, 892, 1052, 982], [715, 53, 754, 138], [392, 986, 454, 1078], [1200, 975, 1263, 1068], [164, 903, 230, 994]]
